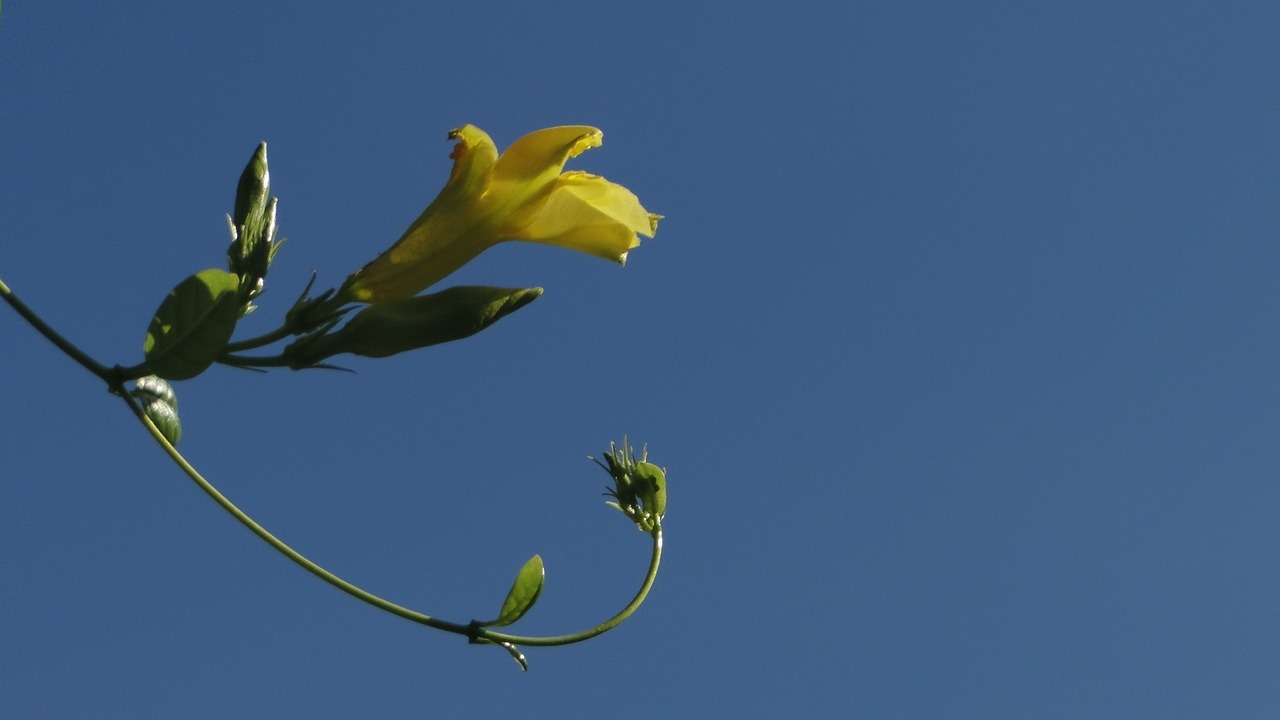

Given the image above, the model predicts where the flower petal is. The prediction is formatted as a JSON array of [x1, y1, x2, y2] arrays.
[[340, 126, 500, 303], [492, 126, 602, 188], [442, 124, 499, 200], [515, 171, 660, 263], [489, 126, 602, 228]]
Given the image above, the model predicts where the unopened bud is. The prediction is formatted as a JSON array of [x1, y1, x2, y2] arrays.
[[233, 142, 270, 228], [227, 143, 280, 298], [284, 285, 542, 367]]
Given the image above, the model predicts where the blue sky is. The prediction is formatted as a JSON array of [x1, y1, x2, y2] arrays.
[[2, 1, 1279, 718]]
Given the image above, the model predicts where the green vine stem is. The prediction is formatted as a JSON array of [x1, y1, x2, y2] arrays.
[[220, 275, 345, 356], [221, 323, 300, 353], [117, 389, 471, 635], [4, 273, 662, 664], [474, 529, 662, 647], [215, 352, 297, 370], [0, 276, 114, 384], [122, 389, 663, 656]]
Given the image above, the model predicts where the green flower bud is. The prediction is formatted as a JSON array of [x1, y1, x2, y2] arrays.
[[233, 142, 269, 228], [284, 285, 542, 367], [227, 142, 280, 300], [595, 439, 666, 535]]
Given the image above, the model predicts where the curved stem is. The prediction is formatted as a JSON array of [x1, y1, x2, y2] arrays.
[[474, 528, 663, 647], [216, 352, 295, 369], [222, 323, 296, 353], [121, 389, 663, 653], [118, 390, 472, 636], [221, 276, 348, 356], [2, 272, 663, 662], [0, 276, 115, 384]]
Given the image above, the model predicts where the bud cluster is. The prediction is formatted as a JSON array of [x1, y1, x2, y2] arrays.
[[595, 439, 667, 535]]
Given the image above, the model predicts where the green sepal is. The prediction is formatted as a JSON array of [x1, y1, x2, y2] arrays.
[[143, 269, 242, 380], [131, 375, 182, 445], [484, 555, 545, 628]]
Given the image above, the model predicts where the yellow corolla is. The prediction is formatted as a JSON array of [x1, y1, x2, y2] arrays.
[[338, 125, 660, 305]]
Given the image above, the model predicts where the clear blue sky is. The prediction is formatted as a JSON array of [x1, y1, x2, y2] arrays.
[[3, 1, 1279, 718]]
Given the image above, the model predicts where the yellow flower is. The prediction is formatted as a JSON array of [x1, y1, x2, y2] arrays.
[[339, 125, 660, 305]]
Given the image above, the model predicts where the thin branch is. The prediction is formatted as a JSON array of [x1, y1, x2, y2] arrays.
[[0, 275, 116, 385], [118, 389, 472, 636]]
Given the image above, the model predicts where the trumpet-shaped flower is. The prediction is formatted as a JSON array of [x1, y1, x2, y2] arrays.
[[339, 125, 660, 305]]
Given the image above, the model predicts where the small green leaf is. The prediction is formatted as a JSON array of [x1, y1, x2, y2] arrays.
[[131, 375, 182, 445], [492, 555, 544, 627], [635, 461, 667, 520], [143, 269, 242, 380], [498, 641, 529, 671]]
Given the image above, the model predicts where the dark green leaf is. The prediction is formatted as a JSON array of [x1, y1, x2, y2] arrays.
[[143, 269, 241, 380], [493, 555, 544, 627]]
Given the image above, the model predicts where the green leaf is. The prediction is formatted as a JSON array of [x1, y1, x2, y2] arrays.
[[131, 375, 182, 445], [635, 461, 667, 520], [143, 269, 242, 380], [492, 555, 545, 627]]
